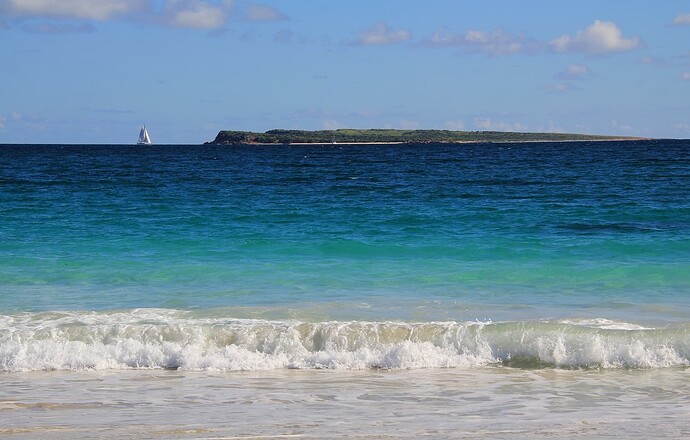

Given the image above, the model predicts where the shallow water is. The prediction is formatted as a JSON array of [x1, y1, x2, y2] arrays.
[[2, 368, 689, 439]]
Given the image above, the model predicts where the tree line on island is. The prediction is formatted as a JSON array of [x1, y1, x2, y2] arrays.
[[207, 129, 640, 145]]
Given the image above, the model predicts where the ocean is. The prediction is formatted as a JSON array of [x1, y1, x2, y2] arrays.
[[1, 140, 689, 438]]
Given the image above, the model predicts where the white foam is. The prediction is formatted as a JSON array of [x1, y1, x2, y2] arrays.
[[556, 318, 652, 330], [1, 309, 688, 372]]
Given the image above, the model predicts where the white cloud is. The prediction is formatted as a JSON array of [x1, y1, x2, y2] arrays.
[[673, 13, 690, 25], [682, 72, 690, 81], [1, 1, 288, 31], [164, 0, 233, 29], [243, 4, 286, 22], [427, 27, 538, 55], [356, 22, 411, 45], [474, 117, 525, 132], [550, 20, 641, 54], [1, 0, 145, 20]]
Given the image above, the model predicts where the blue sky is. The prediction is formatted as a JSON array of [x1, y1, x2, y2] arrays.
[[1, 0, 690, 144]]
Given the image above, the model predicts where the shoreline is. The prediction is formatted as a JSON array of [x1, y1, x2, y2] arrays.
[[210, 137, 650, 146]]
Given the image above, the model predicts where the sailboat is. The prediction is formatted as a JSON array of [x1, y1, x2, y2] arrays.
[[137, 125, 152, 145]]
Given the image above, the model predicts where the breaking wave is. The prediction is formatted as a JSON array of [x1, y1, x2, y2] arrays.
[[1, 309, 688, 372]]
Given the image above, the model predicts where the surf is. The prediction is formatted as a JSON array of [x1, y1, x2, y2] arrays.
[[2, 309, 688, 372]]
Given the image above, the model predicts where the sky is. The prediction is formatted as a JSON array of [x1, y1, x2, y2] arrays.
[[1, 0, 690, 144]]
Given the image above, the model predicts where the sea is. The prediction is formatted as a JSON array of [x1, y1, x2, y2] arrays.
[[1, 140, 689, 438]]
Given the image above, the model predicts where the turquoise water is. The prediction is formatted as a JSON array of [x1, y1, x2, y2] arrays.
[[1, 140, 689, 371]]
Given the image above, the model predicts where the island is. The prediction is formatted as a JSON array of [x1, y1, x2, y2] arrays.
[[206, 129, 642, 145]]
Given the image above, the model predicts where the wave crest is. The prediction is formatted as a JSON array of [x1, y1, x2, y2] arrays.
[[1, 310, 688, 372]]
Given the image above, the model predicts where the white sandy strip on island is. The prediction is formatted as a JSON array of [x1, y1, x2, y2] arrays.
[[220, 138, 648, 146]]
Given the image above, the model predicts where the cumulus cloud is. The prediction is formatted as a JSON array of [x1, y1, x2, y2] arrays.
[[550, 20, 641, 54], [426, 27, 539, 55], [673, 13, 690, 25], [355, 22, 411, 45], [682, 72, 690, 81], [0, 0, 145, 20]]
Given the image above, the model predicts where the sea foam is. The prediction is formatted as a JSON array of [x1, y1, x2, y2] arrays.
[[1, 309, 688, 372]]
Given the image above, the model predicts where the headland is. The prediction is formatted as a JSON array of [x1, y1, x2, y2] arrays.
[[207, 128, 645, 145]]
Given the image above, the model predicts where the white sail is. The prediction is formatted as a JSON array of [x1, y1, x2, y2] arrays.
[[137, 125, 152, 145]]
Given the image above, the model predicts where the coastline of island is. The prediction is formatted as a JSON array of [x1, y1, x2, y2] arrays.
[[206, 128, 647, 146]]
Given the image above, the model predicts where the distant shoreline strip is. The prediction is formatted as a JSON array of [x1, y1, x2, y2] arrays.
[[209, 138, 648, 146]]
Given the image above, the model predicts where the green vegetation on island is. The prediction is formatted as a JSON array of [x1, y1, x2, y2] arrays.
[[207, 128, 640, 145]]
